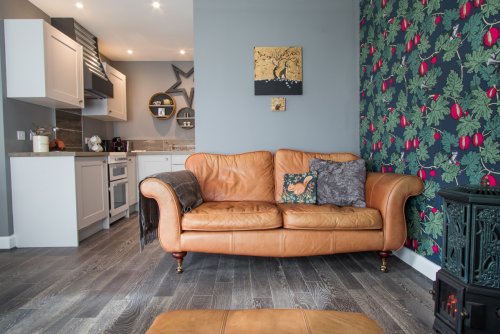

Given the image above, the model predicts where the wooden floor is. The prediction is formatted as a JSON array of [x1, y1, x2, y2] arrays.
[[0, 214, 436, 334]]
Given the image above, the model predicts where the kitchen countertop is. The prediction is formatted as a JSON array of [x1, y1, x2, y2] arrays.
[[9, 151, 109, 157], [9, 150, 194, 158], [131, 150, 194, 155]]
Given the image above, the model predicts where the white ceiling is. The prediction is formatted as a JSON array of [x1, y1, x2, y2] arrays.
[[28, 0, 193, 61]]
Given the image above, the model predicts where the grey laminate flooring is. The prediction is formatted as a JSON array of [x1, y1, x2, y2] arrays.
[[0, 214, 435, 333]]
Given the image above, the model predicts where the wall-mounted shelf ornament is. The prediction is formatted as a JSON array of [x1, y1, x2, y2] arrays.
[[176, 107, 195, 129], [148, 92, 176, 120], [166, 65, 194, 108], [148, 65, 195, 123]]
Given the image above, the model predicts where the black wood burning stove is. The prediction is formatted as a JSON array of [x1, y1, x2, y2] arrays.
[[434, 185, 500, 334]]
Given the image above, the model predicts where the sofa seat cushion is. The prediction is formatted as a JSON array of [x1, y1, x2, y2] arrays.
[[278, 203, 382, 230], [182, 201, 282, 231]]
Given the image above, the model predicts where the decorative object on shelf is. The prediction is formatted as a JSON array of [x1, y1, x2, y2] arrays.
[[254, 46, 303, 95], [176, 107, 195, 129], [271, 97, 286, 111], [88, 135, 103, 152], [149, 93, 176, 119], [166, 65, 194, 108]]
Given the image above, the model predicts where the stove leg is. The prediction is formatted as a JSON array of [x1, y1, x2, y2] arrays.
[[172, 252, 187, 274], [378, 251, 392, 272]]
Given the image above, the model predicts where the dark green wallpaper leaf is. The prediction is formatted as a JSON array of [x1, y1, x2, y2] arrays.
[[359, 0, 499, 265]]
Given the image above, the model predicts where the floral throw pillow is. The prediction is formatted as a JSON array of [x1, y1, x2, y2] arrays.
[[309, 158, 366, 207], [281, 171, 317, 204]]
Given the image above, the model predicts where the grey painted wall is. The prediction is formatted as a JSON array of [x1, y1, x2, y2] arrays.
[[194, 0, 360, 154], [0, 0, 113, 237], [112, 61, 195, 141], [0, 1, 53, 237], [0, 24, 7, 237]]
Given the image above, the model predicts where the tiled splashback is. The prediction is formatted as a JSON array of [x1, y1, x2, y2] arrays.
[[56, 109, 194, 152], [130, 139, 195, 152], [55, 109, 83, 151]]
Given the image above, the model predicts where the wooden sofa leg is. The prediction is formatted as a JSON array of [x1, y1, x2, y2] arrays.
[[172, 252, 187, 274], [378, 251, 392, 273]]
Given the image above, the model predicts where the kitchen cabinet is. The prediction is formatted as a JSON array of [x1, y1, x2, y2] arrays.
[[75, 157, 109, 230], [172, 154, 190, 171], [10, 155, 109, 247], [137, 155, 172, 181], [83, 63, 127, 121], [4, 19, 84, 109], [127, 156, 138, 207]]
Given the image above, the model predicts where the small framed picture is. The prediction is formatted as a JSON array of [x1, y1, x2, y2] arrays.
[[271, 97, 286, 111], [158, 108, 165, 116]]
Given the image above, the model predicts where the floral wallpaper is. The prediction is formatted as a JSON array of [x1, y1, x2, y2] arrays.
[[359, 0, 499, 265]]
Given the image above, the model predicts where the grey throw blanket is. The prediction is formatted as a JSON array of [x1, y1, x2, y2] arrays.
[[139, 170, 203, 250]]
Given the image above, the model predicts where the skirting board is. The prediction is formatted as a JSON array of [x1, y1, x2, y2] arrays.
[[0, 235, 16, 249], [394, 247, 441, 281]]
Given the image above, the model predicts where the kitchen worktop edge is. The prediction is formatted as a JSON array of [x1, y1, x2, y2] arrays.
[[9, 150, 194, 158], [131, 151, 194, 155]]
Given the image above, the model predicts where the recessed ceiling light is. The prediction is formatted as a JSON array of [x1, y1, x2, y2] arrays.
[[75, 2, 84, 9], [152, 2, 161, 9], [127, 49, 133, 55], [179, 49, 186, 55]]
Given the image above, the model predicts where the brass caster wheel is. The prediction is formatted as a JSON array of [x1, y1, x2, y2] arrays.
[[378, 251, 391, 273]]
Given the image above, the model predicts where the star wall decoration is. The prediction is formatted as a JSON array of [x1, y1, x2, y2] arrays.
[[166, 65, 194, 108]]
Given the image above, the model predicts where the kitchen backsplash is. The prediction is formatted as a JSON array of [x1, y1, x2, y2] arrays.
[[55, 108, 194, 152], [55, 109, 83, 151], [129, 139, 195, 152]]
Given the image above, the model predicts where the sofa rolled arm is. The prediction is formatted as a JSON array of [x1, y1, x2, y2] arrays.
[[140, 178, 183, 252], [365, 172, 424, 251]]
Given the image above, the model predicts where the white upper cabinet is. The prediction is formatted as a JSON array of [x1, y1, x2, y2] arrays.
[[4, 19, 84, 109], [82, 63, 127, 121]]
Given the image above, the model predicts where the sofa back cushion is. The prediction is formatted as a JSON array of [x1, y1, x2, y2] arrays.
[[185, 151, 275, 202], [274, 149, 359, 202]]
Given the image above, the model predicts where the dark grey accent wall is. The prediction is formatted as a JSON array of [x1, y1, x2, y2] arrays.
[[0, 0, 50, 22], [0, 1, 53, 237], [194, 0, 360, 154], [112, 61, 195, 141], [0, 24, 7, 237], [0, 0, 116, 237]]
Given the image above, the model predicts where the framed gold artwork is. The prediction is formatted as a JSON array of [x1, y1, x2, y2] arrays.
[[254, 46, 302, 95]]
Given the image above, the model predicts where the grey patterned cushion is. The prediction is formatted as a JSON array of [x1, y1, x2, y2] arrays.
[[309, 158, 366, 207]]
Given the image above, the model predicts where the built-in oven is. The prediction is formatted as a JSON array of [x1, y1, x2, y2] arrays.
[[108, 153, 129, 222], [109, 162, 128, 181]]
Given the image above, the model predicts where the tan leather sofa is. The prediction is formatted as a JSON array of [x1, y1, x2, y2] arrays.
[[140, 149, 424, 273]]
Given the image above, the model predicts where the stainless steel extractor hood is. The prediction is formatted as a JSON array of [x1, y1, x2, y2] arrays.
[[51, 18, 113, 99]]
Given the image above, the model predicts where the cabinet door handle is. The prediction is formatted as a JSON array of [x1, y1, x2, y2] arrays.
[[109, 110, 113, 113]]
